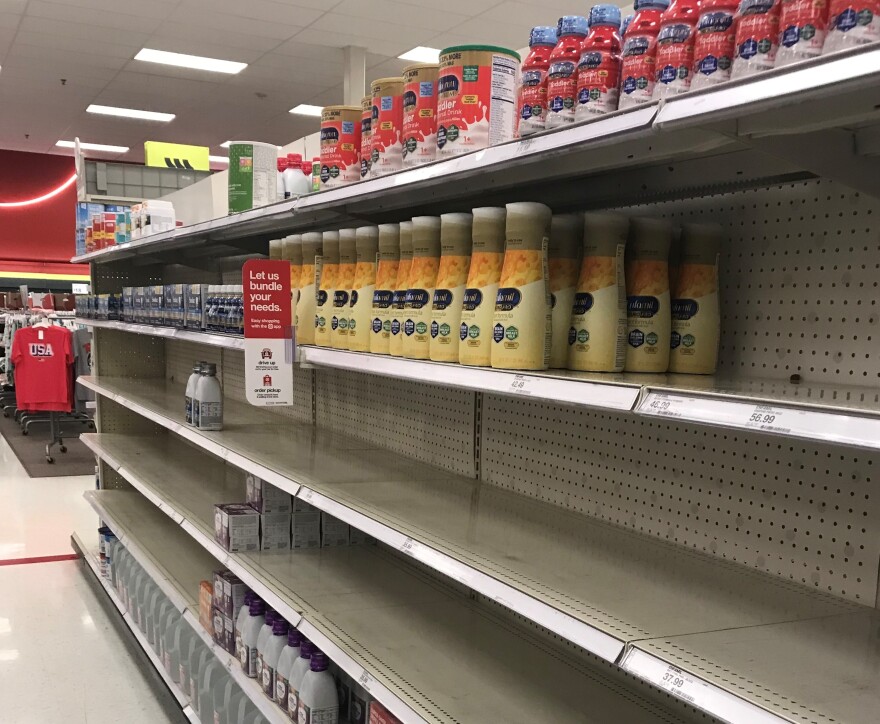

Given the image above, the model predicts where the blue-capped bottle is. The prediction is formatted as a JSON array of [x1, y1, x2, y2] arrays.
[[517, 25, 558, 137], [621, 14, 635, 35], [576, 4, 624, 120], [546, 16, 590, 130], [619, 0, 671, 109]]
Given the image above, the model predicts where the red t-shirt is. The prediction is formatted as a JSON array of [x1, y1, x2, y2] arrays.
[[11, 325, 74, 412]]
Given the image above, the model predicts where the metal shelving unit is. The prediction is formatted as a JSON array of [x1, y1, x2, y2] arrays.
[[84, 488, 699, 724], [78, 318, 245, 351]]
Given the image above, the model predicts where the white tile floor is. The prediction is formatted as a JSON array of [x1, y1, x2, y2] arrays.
[[0, 432, 176, 723]]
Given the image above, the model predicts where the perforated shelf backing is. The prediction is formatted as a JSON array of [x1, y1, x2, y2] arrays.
[[315, 368, 477, 478], [617, 178, 880, 387], [480, 394, 880, 604]]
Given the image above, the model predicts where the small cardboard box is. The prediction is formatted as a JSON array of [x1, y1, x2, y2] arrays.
[[212, 570, 247, 618], [348, 527, 375, 546], [199, 581, 214, 636], [163, 284, 184, 327], [293, 497, 317, 513], [212, 606, 235, 654], [261, 512, 291, 551], [214, 504, 260, 552], [369, 701, 401, 724], [291, 511, 321, 549], [321, 512, 350, 548], [184, 284, 206, 331], [246, 474, 292, 514]]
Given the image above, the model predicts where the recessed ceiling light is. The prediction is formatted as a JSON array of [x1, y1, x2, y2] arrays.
[[134, 48, 247, 74], [56, 140, 130, 153], [87, 104, 175, 122], [208, 155, 228, 164], [397, 46, 441, 63], [289, 104, 323, 117]]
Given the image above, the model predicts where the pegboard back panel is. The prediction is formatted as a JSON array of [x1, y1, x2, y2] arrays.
[[95, 327, 165, 379], [617, 178, 880, 386], [480, 393, 880, 604], [165, 339, 223, 386], [315, 368, 477, 477]]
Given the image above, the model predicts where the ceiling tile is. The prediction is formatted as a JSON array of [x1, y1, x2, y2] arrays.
[[396, 0, 503, 14], [0, 10, 23, 29], [162, 5, 304, 42], [178, 0, 326, 28], [148, 23, 287, 54], [25, 0, 178, 19], [439, 16, 527, 49], [270, 39, 345, 62], [332, 0, 469, 31], [308, 13, 434, 44], [473, 1, 572, 30], [16, 15, 151, 44], [287, 26, 411, 58], [11, 29, 141, 59], [24, 0, 165, 33], [0, 0, 28, 13]]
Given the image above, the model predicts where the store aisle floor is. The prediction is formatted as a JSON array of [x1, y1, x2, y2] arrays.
[[0, 432, 177, 723]]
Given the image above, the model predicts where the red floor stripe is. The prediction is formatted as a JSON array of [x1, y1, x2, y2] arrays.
[[0, 553, 79, 567]]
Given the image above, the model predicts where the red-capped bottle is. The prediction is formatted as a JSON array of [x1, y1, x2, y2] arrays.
[[653, 0, 702, 99], [546, 15, 590, 129], [619, 0, 671, 109], [517, 26, 559, 137], [575, 4, 624, 120]]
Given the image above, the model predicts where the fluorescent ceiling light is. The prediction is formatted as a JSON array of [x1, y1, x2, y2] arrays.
[[134, 48, 247, 74], [220, 141, 232, 148], [289, 104, 323, 117], [56, 140, 129, 153], [397, 46, 441, 63], [87, 104, 175, 122], [208, 155, 228, 164]]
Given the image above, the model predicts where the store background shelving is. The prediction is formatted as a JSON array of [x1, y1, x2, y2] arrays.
[[75, 45, 880, 724]]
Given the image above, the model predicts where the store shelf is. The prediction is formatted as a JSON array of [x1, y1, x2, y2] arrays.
[[71, 46, 880, 267], [70, 531, 198, 723], [78, 318, 245, 351], [82, 488, 694, 724], [82, 493, 294, 724], [81, 425, 880, 723], [299, 346, 641, 410]]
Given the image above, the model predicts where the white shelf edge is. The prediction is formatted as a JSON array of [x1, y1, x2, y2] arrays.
[[621, 647, 789, 724], [299, 346, 641, 412], [637, 390, 880, 452], [72, 532, 197, 719], [78, 318, 245, 351], [299, 486, 624, 664]]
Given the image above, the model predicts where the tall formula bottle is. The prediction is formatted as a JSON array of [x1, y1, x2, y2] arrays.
[[548, 214, 582, 369], [315, 231, 339, 348], [349, 226, 379, 352], [370, 224, 400, 355], [430, 213, 473, 362], [517, 26, 558, 137], [403, 216, 441, 360], [568, 213, 629, 372], [624, 217, 673, 372], [546, 16, 590, 130], [459, 207, 506, 367], [295, 233, 321, 346], [491, 202, 553, 371], [389, 221, 413, 357], [332, 229, 356, 349]]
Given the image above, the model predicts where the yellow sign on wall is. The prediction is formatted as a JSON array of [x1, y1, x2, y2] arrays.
[[144, 142, 210, 171]]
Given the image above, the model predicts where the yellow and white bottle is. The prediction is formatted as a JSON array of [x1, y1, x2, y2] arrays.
[[403, 216, 441, 360], [332, 229, 356, 349], [315, 231, 339, 348], [370, 224, 400, 355], [459, 207, 506, 367], [491, 202, 552, 371], [430, 213, 472, 362], [296, 232, 322, 346], [389, 221, 412, 357], [624, 218, 673, 372], [349, 225, 379, 352], [669, 223, 722, 374], [282, 235, 302, 324], [568, 213, 629, 372], [548, 214, 582, 368]]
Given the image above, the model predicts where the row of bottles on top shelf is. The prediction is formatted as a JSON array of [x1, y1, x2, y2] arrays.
[[272, 201, 721, 374]]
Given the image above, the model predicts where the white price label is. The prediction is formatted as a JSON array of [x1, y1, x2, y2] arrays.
[[641, 393, 683, 417], [400, 537, 417, 556], [516, 137, 534, 156], [358, 669, 373, 692], [509, 375, 533, 396], [301, 488, 314, 502], [658, 665, 698, 704], [744, 405, 788, 432]]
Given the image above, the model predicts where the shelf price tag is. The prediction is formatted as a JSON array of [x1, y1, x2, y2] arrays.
[[744, 405, 788, 433], [358, 669, 374, 692], [640, 392, 685, 418], [400, 537, 417, 556], [658, 665, 699, 704], [509, 374, 534, 396], [243, 259, 294, 407]]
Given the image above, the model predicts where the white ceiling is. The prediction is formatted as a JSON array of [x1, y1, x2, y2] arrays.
[[0, 0, 615, 166]]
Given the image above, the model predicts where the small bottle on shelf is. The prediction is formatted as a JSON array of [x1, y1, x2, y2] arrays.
[[287, 639, 315, 720], [240, 597, 266, 678], [545, 16, 590, 129], [297, 649, 340, 724], [185, 362, 203, 426], [517, 25, 558, 137], [195, 363, 223, 431]]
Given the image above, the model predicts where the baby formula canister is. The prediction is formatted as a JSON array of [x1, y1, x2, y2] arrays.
[[691, 0, 739, 89], [669, 223, 722, 374], [824, 0, 880, 52], [389, 222, 413, 357], [360, 95, 372, 179], [624, 218, 673, 373], [228, 141, 277, 213], [315, 231, 340, 347], [430, 213, 473, 362], [349, 226, 379, 352], [296, 232, 322, 346], [437, 45, 520, 158], [776, 0, 828, 65], [402, 64, 439, 168], [459, 207, 506, 367], [548, 214, 582, 369], [403, 217, 441, 360], [370, 77, 404, 177], [332, 229, 357, 349], [568, 213, 629, 372], [371, 224, 401, 355], [320, 106, 361, 189], [731, 0, 781, 79], [491, 202, 553, 371]]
